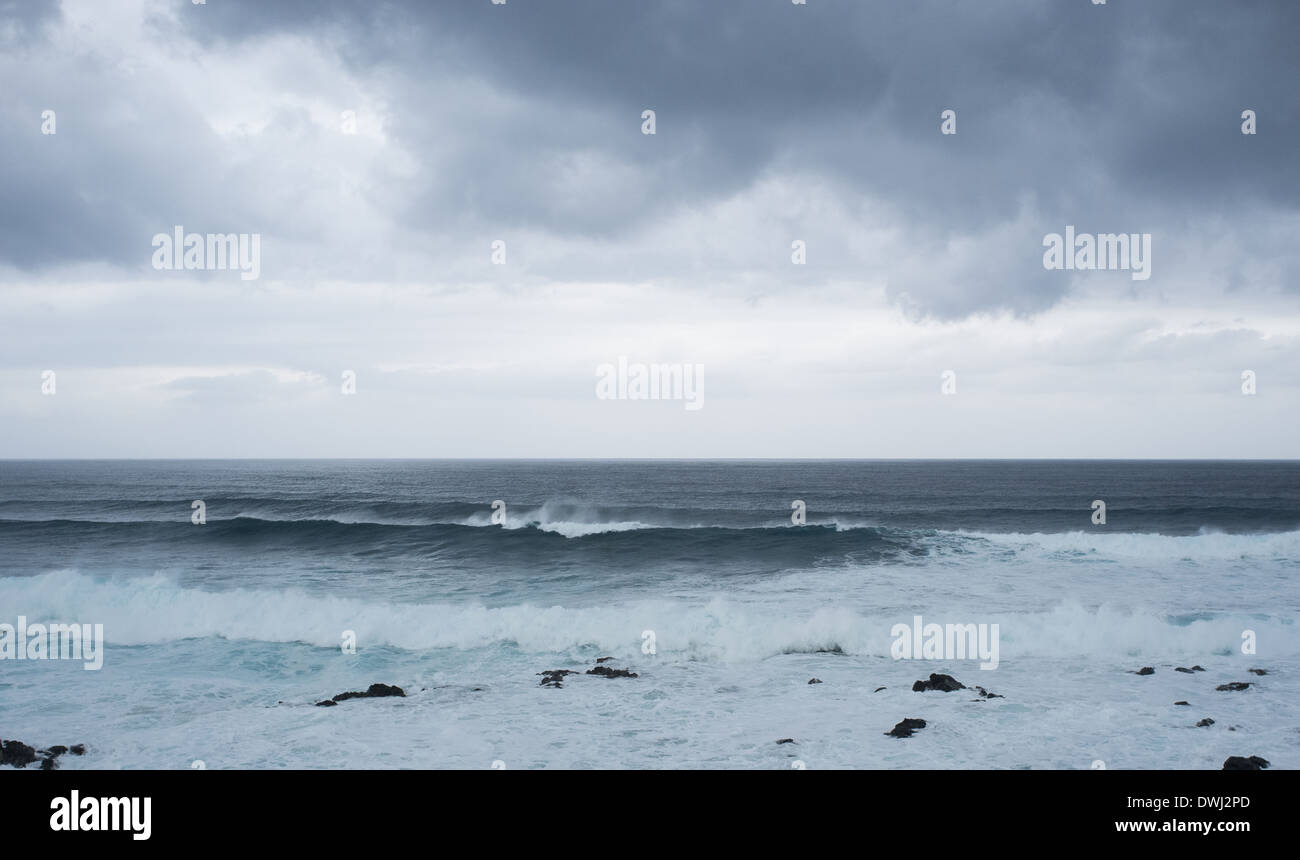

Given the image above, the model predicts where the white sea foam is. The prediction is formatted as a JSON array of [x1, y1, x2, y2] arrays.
[[959, 528, 1300, 560], [2, 570, 1292, 661]]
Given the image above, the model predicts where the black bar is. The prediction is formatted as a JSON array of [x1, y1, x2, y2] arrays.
[[2, 769, 1286, 847]]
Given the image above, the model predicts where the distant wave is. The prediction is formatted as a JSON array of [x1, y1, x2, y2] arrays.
[[0, 516, 885, 536], [957, 528, 1300, 561], [0, 570, 1294, 660], [0, 498, 881, 533], [3, 516, 1299, 572], [0, 495, 1293, 539]]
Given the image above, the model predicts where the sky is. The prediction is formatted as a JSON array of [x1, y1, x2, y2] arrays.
[[1, 0, 1297, 458]]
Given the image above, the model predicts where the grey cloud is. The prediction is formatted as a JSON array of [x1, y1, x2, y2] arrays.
[[0, 0, 59, 43], [0, 0, 1296, 318]]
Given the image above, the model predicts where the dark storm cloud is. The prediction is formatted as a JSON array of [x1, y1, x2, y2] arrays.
[[1, 0, 1297, 316], [0, 0, 59, 41], [0, 91, 257, 272], [181, 0, 1300, 209]]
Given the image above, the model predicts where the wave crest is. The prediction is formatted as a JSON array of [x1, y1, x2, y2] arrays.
[[1, 570, 1293, 661]]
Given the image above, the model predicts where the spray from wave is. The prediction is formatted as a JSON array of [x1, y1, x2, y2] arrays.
[[1, 570, 1292, 661]]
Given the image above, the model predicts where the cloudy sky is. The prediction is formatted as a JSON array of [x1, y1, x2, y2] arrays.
[[1, 0, 1297, 458]]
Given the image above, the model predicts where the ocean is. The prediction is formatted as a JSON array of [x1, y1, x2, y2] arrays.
[[1, 459, 1296, 769]]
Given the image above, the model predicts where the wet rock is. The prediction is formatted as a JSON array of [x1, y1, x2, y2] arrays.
[[35, 745, 70, 769], [1132, 667, 1155, 676], [885, 718, 928, 738], [973, 686, 1003, 699], [1248, 668, 1268, 676], [1222, 756, 1269, 770], [1176, 665, 1207, 673], [808, 678, 822, 685], [775, 738, 796, 745], [595, 656, 614, 663], [1216, 682, 1252, 692], [340, 683, 404, 700], [2, 739, 83, 770], [1, 740, 39, 768], [1174, 701, 1190, 706], [319, 682, 407, 704], [814, 645, 845, 655], [912, 673, 965, 693], [1196, 718, 1215, 727], [872, 686, 886, 693], [586, 665, 638, 679], [538, 669, 578, 688]]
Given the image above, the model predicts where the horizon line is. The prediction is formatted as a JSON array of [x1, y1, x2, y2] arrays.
[[2, 457, 1299, 463]]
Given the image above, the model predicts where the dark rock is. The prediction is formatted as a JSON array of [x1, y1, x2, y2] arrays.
[[356, 683, 404, 699], [885, 718, 928, 739], [595, 657, 614, 663], [973, 686, 1003, 699], [1175, 667, 1195, 673], [775, 738, 796, 745], [808, 678, 822, 685], [872, 686, 886, 693], [3, 740, 85, 770], [315, 699, 338, 707], [1191, 665, 1205, 672], [1174, 701, 1190, 706], [1248, 668, 1268, 676], [321, 683, 406, 703], [586, 665, 638, 679], [0, 739, 39, 768], [538, 669, 577, 688], [1222, 756, 1270, 771], [814, 645, 845, 654], [1196, 718, 1215, 727], [1132, 667, 1155, 676], [912, 673, 965, 693], [1216, 682, 1252, 692]]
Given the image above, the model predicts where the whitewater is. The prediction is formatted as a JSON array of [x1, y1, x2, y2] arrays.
[[1, 460, 1296, 769]]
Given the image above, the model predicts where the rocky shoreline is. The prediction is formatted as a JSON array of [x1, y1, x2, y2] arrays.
[[0, 739, 86, 771], [3, 662, 1278, 770]]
